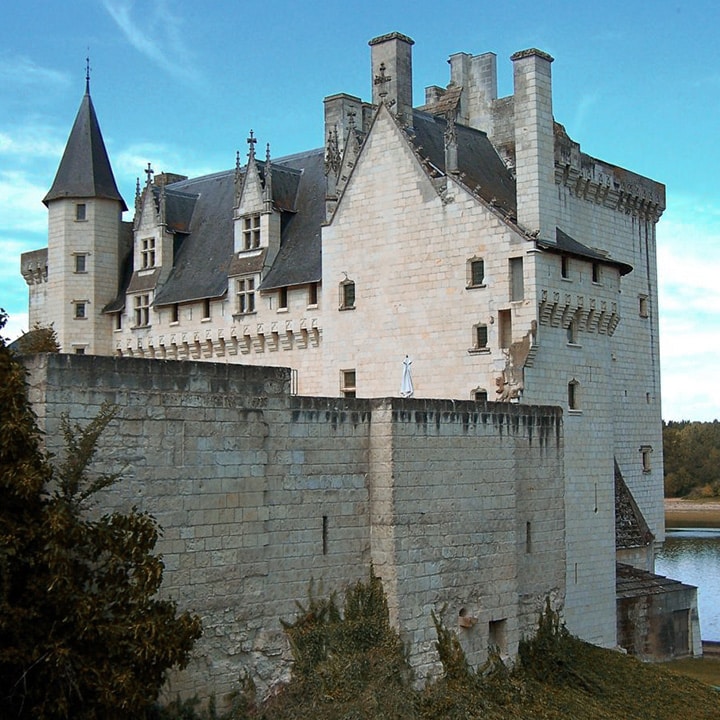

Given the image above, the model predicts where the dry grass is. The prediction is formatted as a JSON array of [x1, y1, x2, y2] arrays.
[[666, 656, 720, 688]]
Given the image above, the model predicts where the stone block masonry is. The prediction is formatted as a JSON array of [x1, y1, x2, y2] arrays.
[[23, 354, 565, 702]]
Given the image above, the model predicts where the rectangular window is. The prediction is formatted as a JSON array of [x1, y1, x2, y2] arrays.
[[308, 282, 318, 307], [134, 294, 150, 327], [236, 276, 256, 314], [74, 347, 86, 355], [468, 258, 485, 287], [141, 237, 156, 269], [74, 254, 87, 273], [74, 302, 86, 319], [75, 203, 86, 221], [639, 295, 649, 318], [592, 262, 600, 284], [322, 515, 328, 555], [498, 309, 512, 349], [202, 298, 211, 320], [567, 318, 578, 344], [561, 255, 569, 279], [509, 257, 524, 301], [278, 287, 288, 310], [340, 280, 355, 310], [641, 446, 652, 473], [568, 380, 580, 410], [526, 521, 532, 553], [341, 369, 356, 398], [474, 323, 488, 349], [242, 214, 261, 250], [171, 303, 179, 323], [474, 389, 488, 403], [114, 313, 122, 330]]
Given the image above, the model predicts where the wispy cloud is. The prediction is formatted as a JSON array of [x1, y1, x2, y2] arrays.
[[0, 128, 64, 161], [101, 0, 202, 86], [0, 55, 70, 89], [114, 142, 221, 186], [0, 170, 50, 233]]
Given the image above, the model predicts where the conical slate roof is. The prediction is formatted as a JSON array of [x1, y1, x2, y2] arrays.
[[44, 86, 127, 210]]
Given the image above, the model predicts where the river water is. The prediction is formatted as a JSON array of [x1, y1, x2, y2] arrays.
[[656, 521, 720, 642]]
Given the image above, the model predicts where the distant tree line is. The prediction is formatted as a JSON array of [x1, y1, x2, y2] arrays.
[[663, 420, 720, 497]]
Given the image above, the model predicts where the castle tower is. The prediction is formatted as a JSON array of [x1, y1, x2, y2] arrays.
[[43, 69, 127, 355]]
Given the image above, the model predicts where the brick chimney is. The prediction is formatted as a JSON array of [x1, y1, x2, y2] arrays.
[[369, 32, 414, 126], [511, 48, 557, 241]]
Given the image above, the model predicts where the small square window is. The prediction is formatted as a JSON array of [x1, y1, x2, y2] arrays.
[[74, 254, 87, 273], [341, 369, 356, 398], [75, 203, 86, 221], [474, 389, 488, 403], [74, 347, 86, 355]]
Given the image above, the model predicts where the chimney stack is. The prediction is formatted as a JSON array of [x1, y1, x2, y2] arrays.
[[511, 48, 557, 241], [369, 32, 414, 126]]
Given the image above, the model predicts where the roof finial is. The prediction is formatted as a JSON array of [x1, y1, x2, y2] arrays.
[[247, 130, 257, 161], [85, 55, 91, 94], [144, 162, 154, 186]]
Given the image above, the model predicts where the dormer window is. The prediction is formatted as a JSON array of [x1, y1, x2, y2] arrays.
[[243, 214, 261, 250], [141, 238, 156, 269], [134, 294, 151, 327], [236, 276, 257, 315]]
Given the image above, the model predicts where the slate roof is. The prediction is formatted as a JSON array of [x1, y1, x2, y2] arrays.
[[409, 109, 517, 216], [146, 149, 325, 306], [537, 228, 634, 276], [44, 89, 127, 211], [616, 563, 697, 600], [259, 150, 325, 290], [615, 459, 655, 549]]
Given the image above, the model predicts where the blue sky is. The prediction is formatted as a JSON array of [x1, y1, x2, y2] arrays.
[[1, 0, 718, 420]]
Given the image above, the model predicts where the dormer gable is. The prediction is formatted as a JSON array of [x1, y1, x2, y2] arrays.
[[233, 132, 281, 265]]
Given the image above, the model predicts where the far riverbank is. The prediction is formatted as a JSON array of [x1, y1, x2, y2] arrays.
[[665, 498, 720, 526]]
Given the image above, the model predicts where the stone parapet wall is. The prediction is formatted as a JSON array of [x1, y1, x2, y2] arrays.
[[23, 354, 565, 703]]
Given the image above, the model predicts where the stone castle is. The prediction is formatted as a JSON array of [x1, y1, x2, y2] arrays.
[[21, 32, 699, 698]]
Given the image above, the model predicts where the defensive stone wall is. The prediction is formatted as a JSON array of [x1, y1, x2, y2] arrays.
[[23, 354, 565, 702]]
